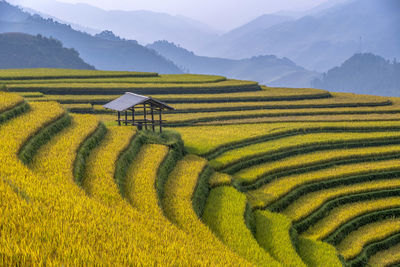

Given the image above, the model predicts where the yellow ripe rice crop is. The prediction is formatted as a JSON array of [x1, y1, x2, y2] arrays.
[[8, 79, 257, 90], [202, 186, 282, 267], [283, 179, 400, 222], [236, 144, 400, 183], [249, 158, 400, 208], [0, 92, 24, 113], [0, 110, 249, 264], [124, 144, 250, 265], [254, 210, 307, 266], [162, 155, 248, 262], [0, 68, 157, 79], [161, 92, 390, 110], [31, 114, 99, 183], [163, 154, 207, 229], [209, 172, 232, 187], [125, 144, 169, 214], [297, 237, 342, 267], [175, 121, 400, 155], [302, 197, 400, 240], [368, 243, 400, 267], [212, 131, 400, 170], [83, 126, 136, 206], [337, 218, 400, 260], [4, 74, 227, 84]]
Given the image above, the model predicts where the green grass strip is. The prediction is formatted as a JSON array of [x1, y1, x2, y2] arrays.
[[292, 188, 400, 235], [19, 113, 72, 165], [297, 237, 343, 267], [254, 210, 307, 266], [0, 101, 30, 126], [347, 232, 400, 267], [192, 165, 213, 218], [202, 186, 282, 267], [73, 122, 107, 187]]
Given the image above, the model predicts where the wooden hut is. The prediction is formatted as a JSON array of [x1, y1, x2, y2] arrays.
[[103, 92, 174, 133]]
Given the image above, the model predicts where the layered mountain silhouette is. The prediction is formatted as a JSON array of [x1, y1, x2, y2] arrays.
[[148, 40, 319, 87], [9, 0, 220, 52], [0, 1, 182, 73], [0, 32, 94, 69], [312, 53, 400, 97], [201, 0, 400, 72]]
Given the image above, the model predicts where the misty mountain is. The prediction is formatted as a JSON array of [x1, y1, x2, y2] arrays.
[[312, 53, 400, 97], [0, 1, 182, 73], [21, 6, 101, 35], [0, 32, 94, 69], [202, 0, 400, 72], [148, 40, 319, 87], [10, 0, 220, 53]]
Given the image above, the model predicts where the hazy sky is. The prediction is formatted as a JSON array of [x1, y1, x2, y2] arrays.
[[8, 0, 333, 30]]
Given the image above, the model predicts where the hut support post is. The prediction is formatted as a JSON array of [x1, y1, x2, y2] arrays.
[[151, 107, 155, 132], [143, 104, 148, 130], [159, 109, 162, 133], [117, 111, 121, 126], [125, 110, 128, 125], [132, 108, 135, 126]]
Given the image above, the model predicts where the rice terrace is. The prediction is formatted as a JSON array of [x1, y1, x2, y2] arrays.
[[0, 67, 399, 266]]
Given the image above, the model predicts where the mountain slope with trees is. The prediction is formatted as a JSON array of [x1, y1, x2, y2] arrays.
[[312, 53, 400, 96], [0, 32, 94, 69]]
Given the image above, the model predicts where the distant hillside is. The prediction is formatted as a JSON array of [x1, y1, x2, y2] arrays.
[[0, 32, 94, 70], [0, 1, 182, 73], [148, 40, 319, 88], [202, 0, 400, 72], [312, 53, 400, 97], [8, 0, 220, 53]]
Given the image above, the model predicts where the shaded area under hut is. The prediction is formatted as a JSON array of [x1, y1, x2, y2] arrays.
[[103, 92, 174, 132]]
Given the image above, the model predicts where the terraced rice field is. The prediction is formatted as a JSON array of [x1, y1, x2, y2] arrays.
[[2, 68, 400, 266]]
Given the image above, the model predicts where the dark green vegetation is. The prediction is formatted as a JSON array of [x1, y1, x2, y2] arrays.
[[0, 33, 95, 70]]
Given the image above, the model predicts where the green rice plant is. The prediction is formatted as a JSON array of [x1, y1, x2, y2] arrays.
[[202, 186, 281, 267], [254, 210, 306, 266], [296, 237, 342, 267]]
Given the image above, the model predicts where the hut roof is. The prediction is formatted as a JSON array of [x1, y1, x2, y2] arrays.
[[103, 92, 174, 112]]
